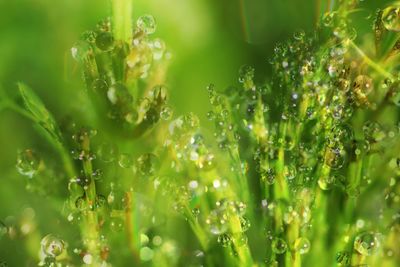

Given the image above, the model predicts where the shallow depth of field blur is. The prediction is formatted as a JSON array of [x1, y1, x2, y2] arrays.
[[0, 0, 399, 266]]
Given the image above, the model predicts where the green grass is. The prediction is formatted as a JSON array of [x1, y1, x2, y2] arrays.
[[0, 0, 400, 266]]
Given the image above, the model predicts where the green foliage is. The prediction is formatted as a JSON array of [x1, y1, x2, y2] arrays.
[[1, 0, 400, 267]]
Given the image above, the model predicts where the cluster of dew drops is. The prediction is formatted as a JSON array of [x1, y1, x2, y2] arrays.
[[7, 3, 400, 266], [71, 14, 172, 125], [199, 2, 400, 265]]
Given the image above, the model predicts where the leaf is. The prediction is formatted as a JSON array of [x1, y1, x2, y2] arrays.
[[18, 82, 62, 143]]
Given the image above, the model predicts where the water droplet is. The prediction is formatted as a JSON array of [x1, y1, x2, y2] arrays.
[[96, 17, 111, 32], [91, 78, 108, 93], [265, 259, 278, 267], [323, 12, 336, 27], [271, 237, 287, 254], [109, 217, 124, 232], [150, 38, 166, 60], [260, 167, 276, 185], [92, 169, 104, 181], [16, 149, 40, 178], [41, 234, 65, 258], [233, 233, 248, 247], [98, 142, 118, 163], [107, 187, 127, 210], [336, 251, 351, 266], [160, 106, 172, 120], [294, 237, 310, 254], [382, 6, 400, 32], [107, 82, 133, 105], [240, 216, 251, 232], [95, 31, 114, 51], [140, 246, 154, 261], [284, 165, 297, 180], [137, 15, 156, 35], [71, 41, 92, 62], [81, 30, 96, 43], [206, 208, 229, 235], [75, 175, 91, 188], [118, 153, 133, 168], [217, 233, 232, 247], [83, 253, 93, 265], [325, 147, 346, 170], [238, 65, 255, 89], [126, 42, 153, 78], [207, 111, 216, 121], [75, 196, 88, 211], [353, 75, 373, 96], [354, 232, 380, 256], [293, 30, 305, 41], [96, 195, 107, 209], [136, 153, 158, 176], [363, 121, 386, 142], [0, 221, 8, 238], [318, 175, 335, 190]]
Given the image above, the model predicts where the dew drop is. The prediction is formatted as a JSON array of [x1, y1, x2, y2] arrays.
[[98, 142, 118, 163], [217, 233, 232, 247], [233, 233, 248, 247], [206, 208, 229, 235], [109, 217, 124, 232], [325, 147, 346, 170], [136, 153, 158, 176], [318, 175, 335, 190], [240, 216, 251, 232], [382, 6, 400, 32], [41, 234, 65, 258], [353, 232, 380, 256], [95, 194, 107, 209], [260, 168, 276, 185], [137, 15, 156, 35], [293, 30, 305, 41], [16, 149, 40, 178], [271, 237, 287, 254], [81, 30, 96, 43], [294, 237, 310, 254], [336, 251, 351, 266], [83, 253, 93, 265], [353, 75, 373, 96], [91, 78, 108, 93], [92, 169, 104, 181], [107, 82, 133, 105], [150, 38, 166, 60], [140, 246, 154, 261], [71, 41, 92, 62], [363, 121, 386, 142], [160, 106, 172, 120], [284, 165, 297, 180], [0, 221, 8, 238], [75, 196, 88, 211], [323, 12, 336, 27], [206, 111, 216, 121], [95, 31, 114, 51], [118, 153, 133, 168], [238, 65, 255, 89]]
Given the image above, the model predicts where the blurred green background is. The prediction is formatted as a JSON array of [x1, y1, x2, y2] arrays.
[[0, 0, 391, 265]]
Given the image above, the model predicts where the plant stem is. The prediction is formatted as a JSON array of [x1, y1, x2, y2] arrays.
[[81, 134, 101, 264], [124, 191, 140, 263], [112, 0, 133, 42]]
